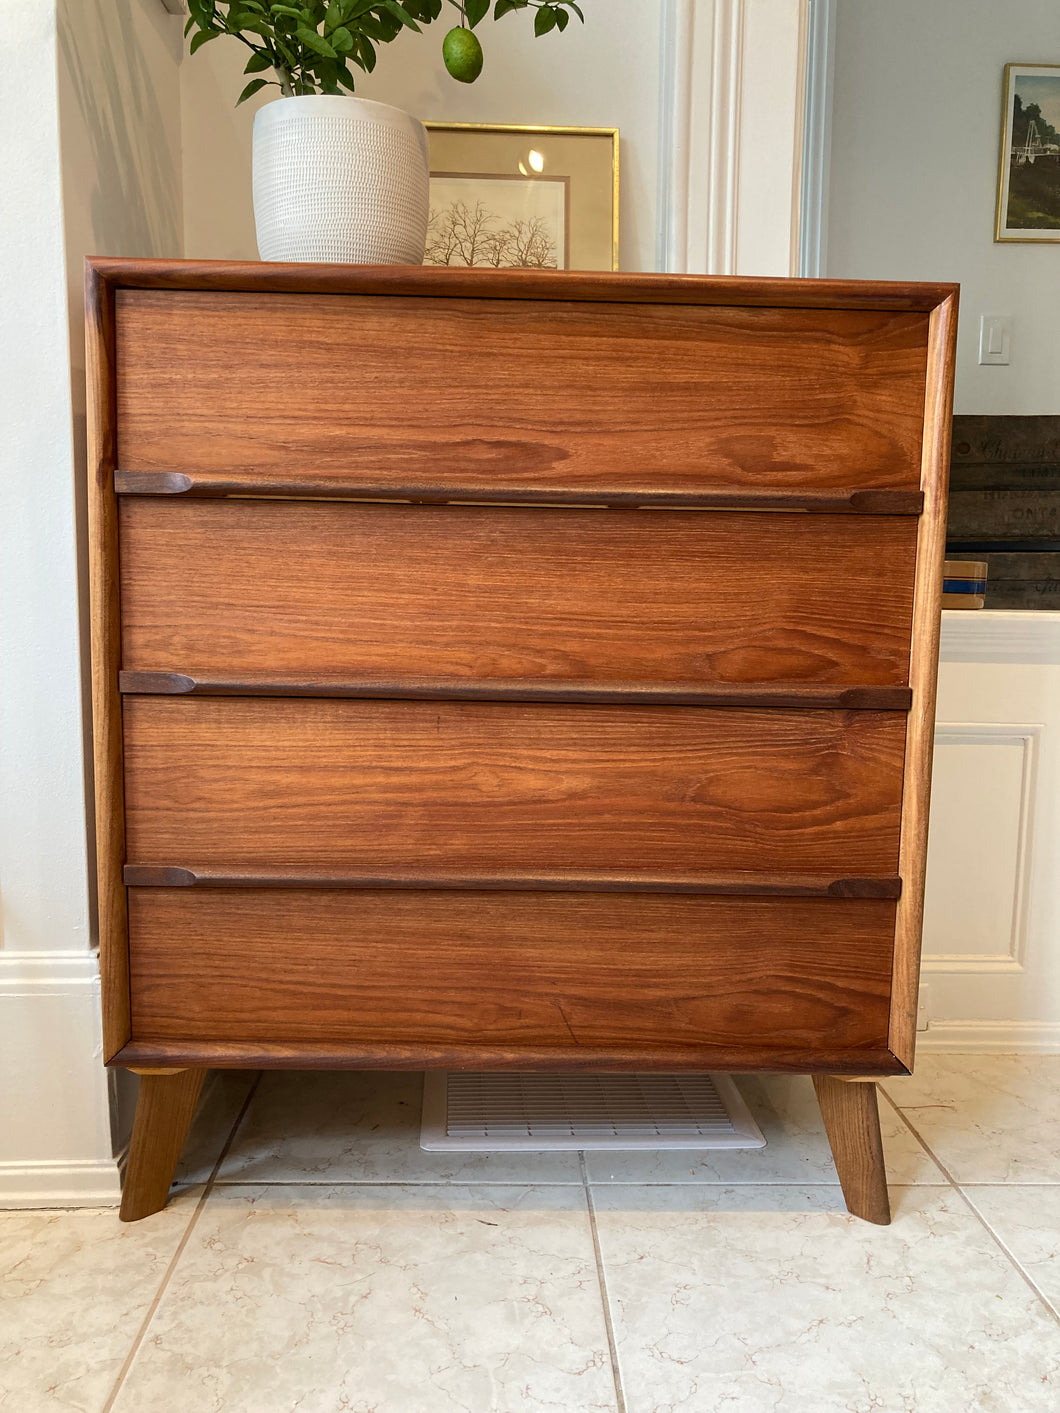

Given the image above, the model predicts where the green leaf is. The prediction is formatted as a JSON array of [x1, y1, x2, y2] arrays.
[[184, 15, 196, 36], [296, 24, 338, 54], [382, 0, 421, 32], [244, 49, 274, 70], [533, 5, 556, 35], [358, 11, 395, 40], [233, 16, 274, 36], [494, 0, 523, 14], [565, 0, 583, 17], [270, 4, 304, 16], [355, 33, 377, 68], [465, 0, 489, 27], [236, 77, 270, 103], [189, 26, 222, 52], [554, 5, 567, 28], [188, 0, 215, 27], [336, 62, 358, 88]]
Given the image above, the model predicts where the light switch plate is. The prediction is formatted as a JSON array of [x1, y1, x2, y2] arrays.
[[979, 315, 1011, 365]]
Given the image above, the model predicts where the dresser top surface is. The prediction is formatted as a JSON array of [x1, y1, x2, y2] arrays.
[[85, 256, 958, 314]]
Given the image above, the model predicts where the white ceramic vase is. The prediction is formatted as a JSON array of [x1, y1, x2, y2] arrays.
[[252, 95, 430, 264]]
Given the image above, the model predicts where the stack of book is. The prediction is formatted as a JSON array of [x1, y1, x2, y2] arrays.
[[942, 559, 987, 610]]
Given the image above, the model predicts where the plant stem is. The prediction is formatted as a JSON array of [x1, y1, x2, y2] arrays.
[[275, 66, 294, 96]]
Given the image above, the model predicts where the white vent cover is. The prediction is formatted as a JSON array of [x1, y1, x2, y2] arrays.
[[421, 1073, 766, 1151]]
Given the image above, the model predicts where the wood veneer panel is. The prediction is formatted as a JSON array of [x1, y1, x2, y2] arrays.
[[890, 291, 959, 1067], [115, 290, 930, 493], [85, 262, 130, 1061], [122, 698, 906, 875], [118, 500, 917, 689], [127, 888, 896, 1058]]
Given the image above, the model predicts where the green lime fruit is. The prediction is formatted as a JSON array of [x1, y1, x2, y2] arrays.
[[442, 26, 483, 83]]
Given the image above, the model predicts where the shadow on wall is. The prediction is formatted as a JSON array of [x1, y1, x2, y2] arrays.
[[58, 0, 182, 258]]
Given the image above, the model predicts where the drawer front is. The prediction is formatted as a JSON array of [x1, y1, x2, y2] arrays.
[[119, 499, 917, 690], [115, 291, 929, 494], [127, 888, 896, 1059], [122, 698, 905, 875]]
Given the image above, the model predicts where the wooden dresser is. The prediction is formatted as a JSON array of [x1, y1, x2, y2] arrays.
[[86, 260, 957, 1224]]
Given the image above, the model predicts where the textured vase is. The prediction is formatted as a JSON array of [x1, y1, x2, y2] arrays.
[[252, 95, 430, 264]]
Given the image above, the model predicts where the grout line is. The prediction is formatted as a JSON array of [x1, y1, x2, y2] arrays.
[[580, 1153, 628, 1413], [878, 1087, 1060, 1328], [100, 1073, 263, 1413]]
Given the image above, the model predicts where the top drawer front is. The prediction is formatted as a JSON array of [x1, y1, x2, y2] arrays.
[[115, 291, 929, 495]]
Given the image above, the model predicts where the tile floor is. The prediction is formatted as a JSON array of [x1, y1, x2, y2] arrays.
[[4, 1056, 1060, 1412]]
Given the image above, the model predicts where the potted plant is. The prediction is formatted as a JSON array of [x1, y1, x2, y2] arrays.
[[186, 0, 586, 264]]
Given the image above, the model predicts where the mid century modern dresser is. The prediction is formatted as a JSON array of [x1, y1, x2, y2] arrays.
[[86, 260, 957, 1224]]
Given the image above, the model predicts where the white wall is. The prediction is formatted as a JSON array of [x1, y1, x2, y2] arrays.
[[0, 0, 115, 1204], [827, 0, 1060, 414], [0, 0, 185, 1207]]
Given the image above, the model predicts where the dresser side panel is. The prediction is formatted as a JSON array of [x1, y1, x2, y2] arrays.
[[890, 291, 959, 1069], [86, 264, 130, 1060]]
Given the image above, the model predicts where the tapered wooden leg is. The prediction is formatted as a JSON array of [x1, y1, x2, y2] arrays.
[[813, 1075, 891, 1225], [119, 1068, 207, 1222]]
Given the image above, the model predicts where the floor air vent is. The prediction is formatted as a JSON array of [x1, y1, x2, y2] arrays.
[[421, 1072, 766, 1151]]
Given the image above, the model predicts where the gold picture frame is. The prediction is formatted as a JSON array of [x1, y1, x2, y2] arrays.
[[423, 123, 619, 271], [995, 63, 1060, 242]]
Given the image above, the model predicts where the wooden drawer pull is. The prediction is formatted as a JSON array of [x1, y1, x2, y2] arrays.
[[117, 670, 914, 711], [113, 470, 924, 516], [122, 863, 902, 899]]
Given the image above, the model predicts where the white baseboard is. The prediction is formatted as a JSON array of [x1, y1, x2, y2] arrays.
[[0, 949, 119, 1204], [0, 1159, 121, 1208], [918, 1020, 1060, 1053]]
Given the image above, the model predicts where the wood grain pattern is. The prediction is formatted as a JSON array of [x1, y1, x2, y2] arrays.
[[122, 698, 907, 876], [118, 500, 918, 690], [813, 1076, 891, 1224], [85, 261, 130, 1062], [118, 1067, 206, 1222], [121, 863, 902, 898], [115, 290, 931, 494], [127, 888, 896, 1059], [87, 257, 959, 310], [890, 291, 959, 1069]]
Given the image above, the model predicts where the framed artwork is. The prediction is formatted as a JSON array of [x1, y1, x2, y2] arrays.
[[423, 123, 619, 270], [996, 63, 1060, 242]]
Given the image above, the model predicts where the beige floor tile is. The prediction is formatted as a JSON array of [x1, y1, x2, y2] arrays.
[[585, 1074, 943, 1185], [964, 1185, 1060, 1315], [110, 1184, 617, 1413], [592, 1184, 1060, 1413], [216, 1071, 583, 1184], [0, 1189, 201, 1413], [881, 1054, 1060, 1182]]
